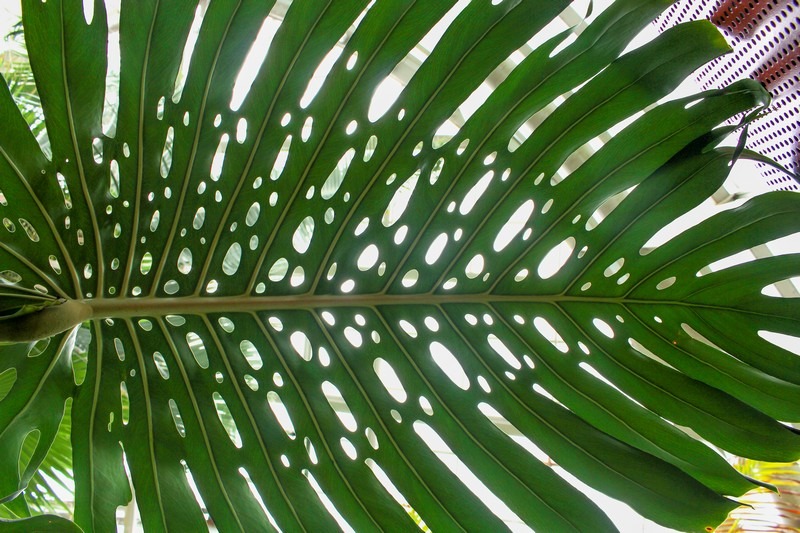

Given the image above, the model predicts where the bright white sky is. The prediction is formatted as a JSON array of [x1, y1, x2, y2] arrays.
[[0, 3, 19, 45]]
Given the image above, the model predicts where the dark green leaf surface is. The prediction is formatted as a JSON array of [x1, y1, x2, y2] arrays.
[[1, 0, 799, 531]]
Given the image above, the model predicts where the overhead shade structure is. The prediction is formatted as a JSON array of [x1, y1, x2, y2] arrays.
[[656, 0, 799, 191]]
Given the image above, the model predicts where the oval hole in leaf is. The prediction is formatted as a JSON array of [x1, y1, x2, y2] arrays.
[[165, 315, 186, 327], [459, 171, 493, 215], [758, 330, 800, 357], [538, 237, 575, 279], [354, 217, 369, 236], [149, 210, 160, 233], [657, 276, 676, 290], [212, 392, 242, 448], [271, 135, 292, 181], [244, 375, 258, 391], [245, 202, 260, 226], [289, 332, 313, 361], [318, 347, 331, 367], [304, 437, 318, 464], [373, 358, 407, 403], [340, 437, 357, 460], [493, 200, 534, 252], [365, 427, 379, 450], [382, 170, 420, 227], [218, 316, 234, 332], [177, 248, 192, 275], [113, 338, 125, 361], [533, 317, 568, 353], [120, 381, 130, 425], [344, 326, 362, 348], [0, 270, 21, 284], [267, 391, 296, 439], [169, 399, 186, 437], [363, 134, 378, 162], [56, 172, 73, 207], [28, 337, 50, 358], [465, 254, 485, 279], [222, 243, 242, 275], [240, 340, 263, 370], [399, 320, 417, 338], [430, 157, 444, 184], [236, 118, 247, 144], [269, 258, 288, 282], [321, 381, 357, 432], [593, 318, 615, 338], [429, 341, 469, 390], [301, 117, 313, 142], [425, 233, 448, 265], [357, 244, 379, 271], [268, 316, 283, 331], [18, 218, 39, 242], [186, 332, 209, 368], [401, 269, 418, 288], [290, 266, 305, 287], [159, 127, 174, 178], [604, 258, 624, 278], [292, 217, 315, 254], [322, 148, 356, 200], [140, 252, 152, 275], [424, 317, 439, 332], [192, 207, 205, 230], [153, 352, 169, 379], [487, 334, 522, 370]]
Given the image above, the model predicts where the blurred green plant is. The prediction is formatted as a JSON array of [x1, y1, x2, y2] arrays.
[[716, 458, 800, 533]]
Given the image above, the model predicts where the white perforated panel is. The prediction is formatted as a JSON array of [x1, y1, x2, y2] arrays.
[[656, 0, 799, 191]]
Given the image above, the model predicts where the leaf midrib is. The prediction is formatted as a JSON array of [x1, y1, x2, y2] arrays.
[[83, 294, 793, 322], [59, 1, 104, 295]]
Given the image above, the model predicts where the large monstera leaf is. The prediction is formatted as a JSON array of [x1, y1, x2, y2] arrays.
[[1, 0, 800, 530]]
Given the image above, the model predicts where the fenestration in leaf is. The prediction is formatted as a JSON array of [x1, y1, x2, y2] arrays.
[[0, 0, 799, 531]]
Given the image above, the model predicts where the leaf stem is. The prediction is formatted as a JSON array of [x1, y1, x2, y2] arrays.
[[79, 294, 786, 324], [0, 299, 91, 342]]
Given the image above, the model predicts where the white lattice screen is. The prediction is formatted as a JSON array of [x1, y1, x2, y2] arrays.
[[656, 0, 799, 191]]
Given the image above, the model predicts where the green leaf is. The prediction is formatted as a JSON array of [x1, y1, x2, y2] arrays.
[[0, 333, 73, 503], [1, 0, 799, 531], [0, 514, 83, 532]]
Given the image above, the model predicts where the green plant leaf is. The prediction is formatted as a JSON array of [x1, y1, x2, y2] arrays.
[[0, 333, 75, 504], [1, 0, 799, 531], [0, 514, 83, 532]]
